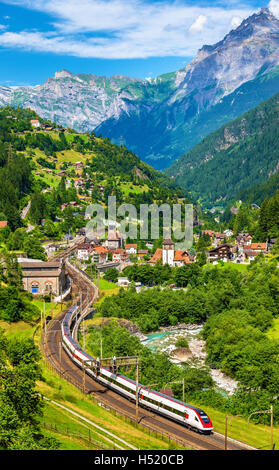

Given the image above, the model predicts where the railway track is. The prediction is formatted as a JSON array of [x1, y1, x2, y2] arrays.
[[43, 250, 255, 451]]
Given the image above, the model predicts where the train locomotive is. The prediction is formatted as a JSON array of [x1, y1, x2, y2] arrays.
[[61, 304, 213, 435]]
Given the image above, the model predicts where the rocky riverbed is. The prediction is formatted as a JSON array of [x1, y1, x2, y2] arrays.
[[141, 324, 238, 396]]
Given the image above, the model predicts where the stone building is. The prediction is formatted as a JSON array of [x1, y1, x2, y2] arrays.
[[20, 260, 67, 296], [104, 230, 124, 250]]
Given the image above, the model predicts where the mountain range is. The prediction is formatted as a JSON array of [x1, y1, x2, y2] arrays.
[[1, 8, 279, 171]]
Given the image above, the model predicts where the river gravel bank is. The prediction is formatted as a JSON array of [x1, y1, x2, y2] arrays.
[[141, 323, 238, 396]]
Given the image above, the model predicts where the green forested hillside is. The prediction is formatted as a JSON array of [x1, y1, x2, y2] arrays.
[[167, 91, 279, 208], [238, 171, 279, 206], [0, 106, 186, 240]]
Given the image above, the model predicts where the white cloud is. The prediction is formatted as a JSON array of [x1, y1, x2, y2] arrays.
[[231, 16, 242, 29], [0, 1, 256, 59], [189, 15, 207, 33], [269, 0, 279, 18]]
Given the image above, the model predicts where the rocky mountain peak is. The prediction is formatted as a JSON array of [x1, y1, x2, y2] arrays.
[[54, 69, 74, 80], [197, 7, 279, 58]]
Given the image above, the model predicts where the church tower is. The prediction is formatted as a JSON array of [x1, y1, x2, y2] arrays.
[[162, 238, 175, 266]]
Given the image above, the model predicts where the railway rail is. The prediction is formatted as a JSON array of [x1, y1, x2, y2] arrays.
[[43, 248, 255, 451]]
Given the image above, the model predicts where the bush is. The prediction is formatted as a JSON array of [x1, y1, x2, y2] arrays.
[[175, 337, 189, 349]]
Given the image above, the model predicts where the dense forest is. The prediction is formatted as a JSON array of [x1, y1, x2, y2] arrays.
[[167, 92, 279, 208]]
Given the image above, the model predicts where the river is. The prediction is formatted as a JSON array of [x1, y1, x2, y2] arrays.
[[141, 324, 238, 396]]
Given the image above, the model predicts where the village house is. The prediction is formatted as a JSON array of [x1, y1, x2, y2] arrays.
[[125, 244, 137, 255], [236, 233, 252, 248], [201, 230, 227, 246], [213, 233, 226, 246], [137, 249, 149, 260], [202, 230, 216, 238], [242, 242, 268, 262], [111, 249, 128, 263], [91, 246, 109, 264], [149, 248, 162, 265], [74, 178, 85, 189], [0, 221, 8, 229], [57, 171, 67, 177], [30, 119, 41, 128], [117, 277, 131, 287], [208, 244, 233, 263], [76, 243, 94, 261], [44, 244, 59, 258], [73, 162, 84, 169], [224, 229, 233, 238], [112, 249, 129, 263], [173, 251, 190, 267]]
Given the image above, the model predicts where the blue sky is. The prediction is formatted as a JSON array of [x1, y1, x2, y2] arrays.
[[0, 0, 276, 86]]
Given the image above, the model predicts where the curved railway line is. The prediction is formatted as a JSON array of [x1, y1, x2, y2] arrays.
[[43, 247, 255, 451]]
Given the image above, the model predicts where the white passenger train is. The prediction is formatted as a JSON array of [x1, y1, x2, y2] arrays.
[[61, 304, 213, 434]]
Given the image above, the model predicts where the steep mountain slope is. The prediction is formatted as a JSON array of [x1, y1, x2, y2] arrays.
[[0, 70, 177, 137], [237, 170, 279, 206], [0, 106, 185, 231], [167, 92, 279, 208], [2, 8, 279, 169]]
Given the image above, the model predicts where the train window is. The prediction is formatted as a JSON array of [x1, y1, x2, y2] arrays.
[[194, 416, 199, 422], [199, 412, 210, 423]]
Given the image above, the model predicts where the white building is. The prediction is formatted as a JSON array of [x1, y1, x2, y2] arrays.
[[125, 244, 137, 255], [162, 238, 175, 266], [76, 243, 94, 261], [118, 277, 131, 287]]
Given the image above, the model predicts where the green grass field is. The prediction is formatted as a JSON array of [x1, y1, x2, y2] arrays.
[[56, 149, 92, 164], [120, 182, 150, 196], [189, 400, 275, 450], [204, 262, 249, 272], [95, 277, 119, 291]]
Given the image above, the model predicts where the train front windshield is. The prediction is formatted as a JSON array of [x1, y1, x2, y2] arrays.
[[198, 412, 210, 424]]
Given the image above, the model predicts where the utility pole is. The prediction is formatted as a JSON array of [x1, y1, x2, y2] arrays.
[[60, 280, 63, 311], [83, 361, 86, 394], [271, 405, 273, 451], [248, 407, 275, 450], [98, 355, 139, 421], [83, 318, 85, 351], [136, 359, 139, 423], [225, 415, 228, 450]]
